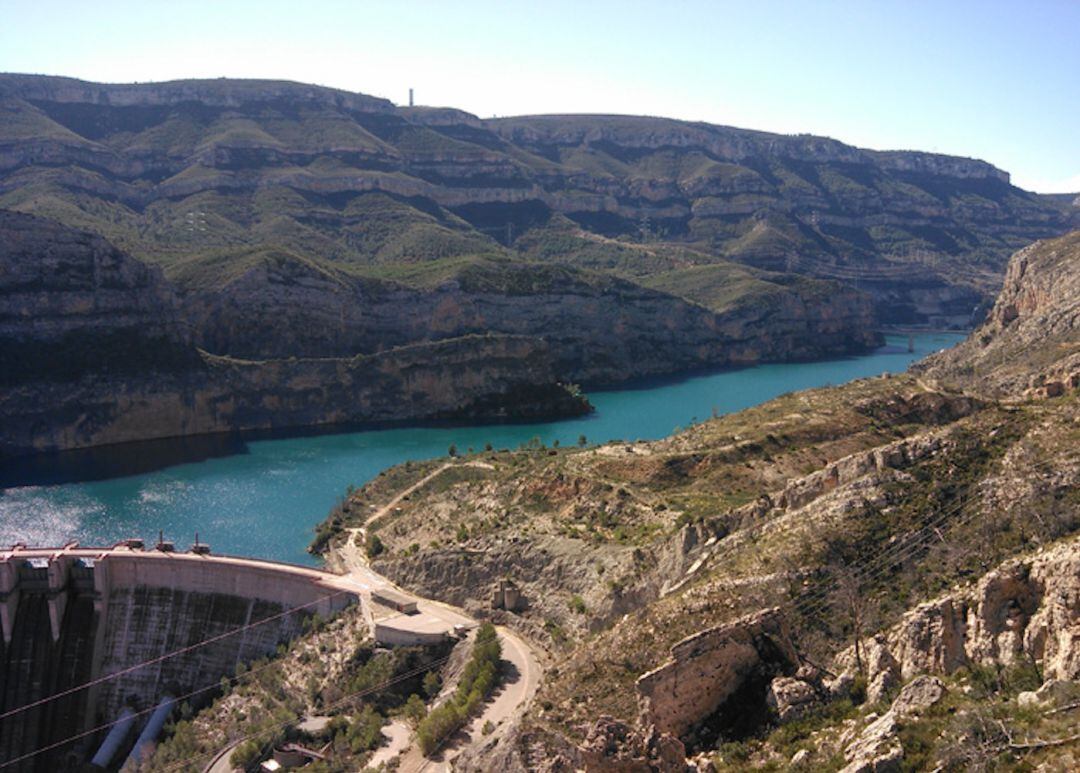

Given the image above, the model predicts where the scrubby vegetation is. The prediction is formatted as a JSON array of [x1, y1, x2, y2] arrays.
[[710, 661, 1075, 772], [145, 608, 451, 772], [416, 623, 503, 756]]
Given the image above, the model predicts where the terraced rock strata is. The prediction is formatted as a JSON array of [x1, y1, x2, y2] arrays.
[[2, 74, 1075, 330], [0, 211, 589, 457]]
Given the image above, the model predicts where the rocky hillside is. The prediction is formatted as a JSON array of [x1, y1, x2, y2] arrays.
[[311, 235, 1080, 770], [0, 211, 589, 458], [178, 250, 879, 384], [916, 230, 1080, 398], [1, 74, 1076, 329]]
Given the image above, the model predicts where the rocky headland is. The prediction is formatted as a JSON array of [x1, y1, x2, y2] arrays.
[[0, 211, 589, 457], [0, 203, 882, 457]]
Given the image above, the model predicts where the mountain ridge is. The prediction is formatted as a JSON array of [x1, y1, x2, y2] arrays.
[[2, 73, 1075, 330]]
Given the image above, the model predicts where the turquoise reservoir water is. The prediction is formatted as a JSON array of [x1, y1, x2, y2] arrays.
[[0, 334, 964, 564]]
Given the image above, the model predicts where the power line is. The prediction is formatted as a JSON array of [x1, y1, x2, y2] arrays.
[[682, 448, 1073, 632], [5, 623, 451, 771], [776, 453, 1075, 627], [9, 419, 1072, 765], [0, 651, 287, 770]]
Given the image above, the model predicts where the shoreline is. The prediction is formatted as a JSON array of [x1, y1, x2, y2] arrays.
[[0, 333, 965, 490]]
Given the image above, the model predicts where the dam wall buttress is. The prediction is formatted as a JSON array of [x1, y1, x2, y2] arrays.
[[0, 545, 360, 771]]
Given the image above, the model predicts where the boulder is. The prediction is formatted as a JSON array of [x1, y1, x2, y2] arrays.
[[839, 712, 903, 773], [766, 677, 820, 722], [839, 676, 946, 773], [825, 672, 856, 699], [1017, 678, 1080, 710], [864, 636, 901, 704], [636, 608, 798, 738], [790, 748, 812, 767], [890, 676, 946, 717], [578, 716, 689, 772]]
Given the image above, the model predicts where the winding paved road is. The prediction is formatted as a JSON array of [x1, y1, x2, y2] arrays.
[[205, 461, 540, 771], [339, 462, 542, 771]]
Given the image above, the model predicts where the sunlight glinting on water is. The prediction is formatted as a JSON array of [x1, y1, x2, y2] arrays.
[[0, 334, 965, 564]]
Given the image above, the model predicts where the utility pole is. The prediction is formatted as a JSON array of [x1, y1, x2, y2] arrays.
[[408, 88, 414, 107]]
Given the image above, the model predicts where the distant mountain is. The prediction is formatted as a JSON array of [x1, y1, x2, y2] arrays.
[[1, 74, 1075, 327]]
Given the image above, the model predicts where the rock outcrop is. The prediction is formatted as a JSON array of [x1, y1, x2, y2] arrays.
[[837, 537, 1080, 689], [765, 675, 821, 722], [917, 230, 1080, 397], [1, 335, 590, 457], [0, 212, 590, 457], [635, 608, 799, 740], [0, 209, 197, 385], [578, 717, 690, 773], [839, 676, 947, 773], [182, 254, 882, 385]]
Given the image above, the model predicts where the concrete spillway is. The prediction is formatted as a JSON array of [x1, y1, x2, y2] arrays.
[[0, 544, 360, 771]]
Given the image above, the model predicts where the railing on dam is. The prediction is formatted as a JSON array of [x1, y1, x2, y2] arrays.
[[0, 542, 362, 771]]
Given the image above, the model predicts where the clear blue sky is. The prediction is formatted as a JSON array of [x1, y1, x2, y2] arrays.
[[2, 0, 1077, 191]]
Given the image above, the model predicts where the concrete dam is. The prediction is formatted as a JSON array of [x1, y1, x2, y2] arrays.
[[0, 543, 360, 771]]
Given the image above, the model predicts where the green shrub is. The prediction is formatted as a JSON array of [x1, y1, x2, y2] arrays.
[[230, 740, 262, 770], [404, 693, 427, 725], [415, 623, 502, 756], [366, 534, 385, 558], [345, 705, 384, 753], [423, 671, 442, 698]]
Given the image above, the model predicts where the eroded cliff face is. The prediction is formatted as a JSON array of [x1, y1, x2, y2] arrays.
[[635, 608, 799, 740], [182, 256, 881, 385], [0, 213, 588, 457], [0, 335, 588, 457], [837, 537, 1080, 690], [0, 210, 197, 384], [2, 74, 1075, 330], [917, 230, 1080, 397]]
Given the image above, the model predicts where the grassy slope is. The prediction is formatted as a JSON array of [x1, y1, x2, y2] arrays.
[[2, 81, 1074, 308]]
